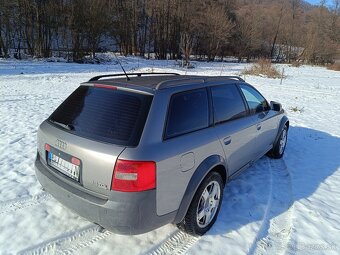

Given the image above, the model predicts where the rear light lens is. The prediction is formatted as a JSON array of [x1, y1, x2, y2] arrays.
[[71, 157, 81, 166], [45, 143, 51, 152], [111, 160, 156, 192], [94, 84, 117, 90]]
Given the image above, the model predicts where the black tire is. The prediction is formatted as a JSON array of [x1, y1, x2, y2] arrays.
[[267, 125, 288, 159], [177, 171, 224, 236]]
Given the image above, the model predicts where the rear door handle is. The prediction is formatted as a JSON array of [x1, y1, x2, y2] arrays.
[[257, 124, 262, 130], [223, 136, 232, 145]]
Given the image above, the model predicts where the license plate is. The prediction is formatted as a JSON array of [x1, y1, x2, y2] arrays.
[[48, 151, 80, 181]]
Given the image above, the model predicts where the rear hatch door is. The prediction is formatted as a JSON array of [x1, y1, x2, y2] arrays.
[[37, 85, 153, 196]]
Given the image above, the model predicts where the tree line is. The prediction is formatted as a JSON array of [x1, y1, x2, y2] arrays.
[[0, 0, 339, 64]]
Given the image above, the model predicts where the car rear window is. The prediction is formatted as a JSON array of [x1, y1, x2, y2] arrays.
[[49, 86, 153, 146]]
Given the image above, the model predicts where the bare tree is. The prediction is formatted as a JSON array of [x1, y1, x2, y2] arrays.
[[84, 0, 111, 58], [0, 0, 338, 64], [180, 32, 192, 67], [203, 5, 234, 61]]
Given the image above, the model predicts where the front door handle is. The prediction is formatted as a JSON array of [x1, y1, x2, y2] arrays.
[[223, 136, 232, 145], [257, 124, 262, 130]]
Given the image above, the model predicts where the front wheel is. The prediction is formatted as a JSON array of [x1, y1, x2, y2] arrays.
[[177, 172, 224, 236], [267, 125, 288, 159]]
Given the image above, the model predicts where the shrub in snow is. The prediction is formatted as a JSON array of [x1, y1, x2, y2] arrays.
[[242, 59, 281, 79], [327, 63, 340, 71]]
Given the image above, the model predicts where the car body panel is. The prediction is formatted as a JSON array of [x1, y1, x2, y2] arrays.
[[119, 88, 225, 216], [254, 111, 280, 158], [38, 121, 125, 197], [174, 154, 227, 223], [213, 115, 258, 176], [35, 75, 288, 235], [35, 154, 177, 235]]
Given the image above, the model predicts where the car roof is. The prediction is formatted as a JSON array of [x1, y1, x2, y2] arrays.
[[83, 73, 245, 93]]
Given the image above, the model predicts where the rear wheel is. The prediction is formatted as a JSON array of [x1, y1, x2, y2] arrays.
[[177, 172, 224, 236], [268, 125, 288, 159]]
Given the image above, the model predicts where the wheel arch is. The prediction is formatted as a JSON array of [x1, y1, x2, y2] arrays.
[[274, 115, 289, 145], [173, 154, 228, 224]]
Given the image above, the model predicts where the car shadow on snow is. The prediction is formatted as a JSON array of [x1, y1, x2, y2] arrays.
[[207, 126, 340, 238]]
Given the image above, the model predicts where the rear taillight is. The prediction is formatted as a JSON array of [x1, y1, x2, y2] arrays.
[[111, 160, 156, 192], [45, 143, 51, 152], [71, 157, 81, 166], [94, 84, 117, 90]]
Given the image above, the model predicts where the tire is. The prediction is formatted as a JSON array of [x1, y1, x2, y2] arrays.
[[177, 171, 224, 236], [267, 125, 288, 159]]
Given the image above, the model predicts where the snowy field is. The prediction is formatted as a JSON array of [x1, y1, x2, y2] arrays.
[[0, 58, 339, 255]]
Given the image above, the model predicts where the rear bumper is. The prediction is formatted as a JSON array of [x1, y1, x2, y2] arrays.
[[34, 154, 176, 235]]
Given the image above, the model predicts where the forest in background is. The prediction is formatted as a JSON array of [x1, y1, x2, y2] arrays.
[[0, 0, 339, 64]]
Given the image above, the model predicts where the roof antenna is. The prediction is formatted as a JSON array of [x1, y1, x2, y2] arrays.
[[113, 52, 130, 81]]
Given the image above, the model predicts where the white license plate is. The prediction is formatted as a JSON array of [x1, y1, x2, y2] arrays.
[[48, 152, 80, 181]]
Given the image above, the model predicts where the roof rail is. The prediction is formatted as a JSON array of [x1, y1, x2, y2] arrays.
[[156, 77, 206, 90], [228, 76, 245, 82], [88, 72, 180, 82], [208, 76, 245, 82], [156, 76, 245, 90]]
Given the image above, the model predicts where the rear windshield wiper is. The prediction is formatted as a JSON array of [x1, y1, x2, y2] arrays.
[[49, 120, 74, 131]]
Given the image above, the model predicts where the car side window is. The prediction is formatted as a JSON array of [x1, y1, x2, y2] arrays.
[[211, 84, 247, 124], [165, 88, 209, 139], [240, 84, 270, 114]]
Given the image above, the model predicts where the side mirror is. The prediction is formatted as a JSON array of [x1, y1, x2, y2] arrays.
[[270, 101, 282, 112]]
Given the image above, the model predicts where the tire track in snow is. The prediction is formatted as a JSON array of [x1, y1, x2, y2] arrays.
[[248, 158, 293, 255], [148, 230, 199, 255], [18, 225, 111, 255], [9, 135, 25, 144], [22, 221, 198, 255], [0, 94, 59, 103], [18, 218, 197, 255], [0, 193, 51, 215], [0, 97, 54, 103]]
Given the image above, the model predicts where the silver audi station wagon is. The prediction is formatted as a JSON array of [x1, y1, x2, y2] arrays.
[[35, 73, 289, 236]]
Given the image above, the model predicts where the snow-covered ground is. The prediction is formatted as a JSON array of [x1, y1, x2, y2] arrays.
[[0, 58, 339, 255]]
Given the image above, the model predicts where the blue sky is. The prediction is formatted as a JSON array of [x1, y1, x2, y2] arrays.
[[305, 0, 330, 6]]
